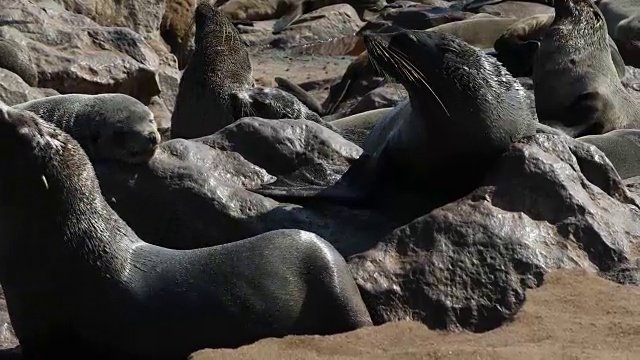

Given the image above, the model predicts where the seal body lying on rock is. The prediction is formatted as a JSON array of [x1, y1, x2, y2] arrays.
[[256, 29, 538, 219], [578, 129, 640, 180], [0, 104, 373, 359], [0, 35, 37, 87], [13, 94, 161, 164], [532, 0, 640, 137]]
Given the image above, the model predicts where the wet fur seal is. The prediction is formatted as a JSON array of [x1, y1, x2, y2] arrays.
[[255, 29, 538, 219], [160, 0, 197, 70], [0, 104, 373, 359], [0, 22, 37, 87], [171, 3, 328, 139], [578, 129, 640, 180], [13, 94, 161, 164], [495, 13, 626, 78], [532, 0, 640, 137]]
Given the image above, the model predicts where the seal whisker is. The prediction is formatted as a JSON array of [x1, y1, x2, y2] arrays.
[[386, 45, 450, 117]]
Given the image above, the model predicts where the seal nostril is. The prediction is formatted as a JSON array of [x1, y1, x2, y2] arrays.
[[147, 132, 159, 146]]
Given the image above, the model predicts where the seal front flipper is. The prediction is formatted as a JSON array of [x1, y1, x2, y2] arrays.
[[275, 77, 324, 115], [252, 154, 376, 207], [273, 2, 303, 34]]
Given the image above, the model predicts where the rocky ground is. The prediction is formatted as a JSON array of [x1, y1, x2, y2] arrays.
[[1, 0, 640, 359]]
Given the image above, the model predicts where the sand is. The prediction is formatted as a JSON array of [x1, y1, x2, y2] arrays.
[[191, 269, 640, 360]]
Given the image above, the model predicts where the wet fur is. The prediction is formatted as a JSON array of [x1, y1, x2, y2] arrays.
[[0, 104, 372, 359], [13, 94, 160, 164]]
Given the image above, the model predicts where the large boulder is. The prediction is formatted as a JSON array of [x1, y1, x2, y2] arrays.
[[0, 68, 59, 106], [1, 1, 162, 103], [349, 133, 640, 331]]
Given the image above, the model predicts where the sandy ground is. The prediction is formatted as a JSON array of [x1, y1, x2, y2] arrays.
[[192, 269, 640, 360]]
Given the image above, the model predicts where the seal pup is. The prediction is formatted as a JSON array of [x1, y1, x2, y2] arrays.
[[0, 104, 373, 359], [494, 13, 626, 78], [532, 0, 640, 137], [578, 129, 640, 180], [255, 29, 538, 219], [13, 94, 161, 164]]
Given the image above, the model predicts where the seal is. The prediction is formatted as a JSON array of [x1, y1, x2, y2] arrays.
[[494, 13, 626, 78], [160, 0, 197, 70], [598, 0, 640, 67], [0, 104, 373, 359], [532, 0, 640, 137], [578, 129, 640, 180], [171, 2, 254, 140], [171, 3, 327, 139], [13, 93, 161, 164], [255, 29, 538, 219], [329, 107, 392, 147]]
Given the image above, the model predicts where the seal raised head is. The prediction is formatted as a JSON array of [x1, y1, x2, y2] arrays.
[[532, 0, 640, 137], [256, 29, 538, 219], [13, 93, 161, 164], [170, 1, 254, 139], [0, 103, 372, 359]]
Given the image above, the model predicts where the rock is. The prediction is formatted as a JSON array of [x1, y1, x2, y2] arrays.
[[95, 118, 393, 253], [0, 27, 38, 86], [602, 258, 640, 286], [240, 5, 365, 48], [348, 133, 640, 331], [376, 5, 475, 30], [0, 68, 59, 106], [1, 1, 161, 103], [624, 176, 640, 202], [147, 95, 171, 138], [56, 0, 165, 36], [473, 1, 554, 19], [0, 288, 17, 351]]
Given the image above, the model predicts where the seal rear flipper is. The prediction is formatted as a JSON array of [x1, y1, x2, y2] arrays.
[[272, 3, 304, 34], [275, 77, 324, 115]]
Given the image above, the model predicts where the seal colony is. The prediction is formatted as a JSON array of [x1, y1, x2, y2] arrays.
[[0, 104, 372, 359]]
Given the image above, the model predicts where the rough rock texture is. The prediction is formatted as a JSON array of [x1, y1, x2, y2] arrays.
[[348, 134, 640, 330], [2, 0, 162, 103], [56, 0, 165, 36], [0, 68, 59, 106]]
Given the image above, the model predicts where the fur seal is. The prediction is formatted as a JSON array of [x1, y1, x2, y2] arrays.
[[171, 3, 327, 139], [329, 107, 392, 147], [598, 0, 640, 67], [256, 29, 538, 219], [532, 0, 640, 137], [160, 0, 197, 70], [171, 2, 254, 139], [495, 13, 626, 78], [578, 129, 640, 180], [13, 94, 161, 164], [0, 104, 373, 359]]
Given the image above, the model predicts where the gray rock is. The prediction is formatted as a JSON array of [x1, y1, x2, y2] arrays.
[[1, 1, 162, 103], [240, 5, 365, 48], [348, 133, 640, 330], [0, 68, 59, 106]]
